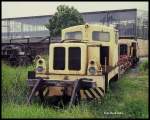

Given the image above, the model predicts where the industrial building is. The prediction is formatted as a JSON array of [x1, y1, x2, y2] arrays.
[[2, 8, 148, 56], [2, 9, 148, 40]]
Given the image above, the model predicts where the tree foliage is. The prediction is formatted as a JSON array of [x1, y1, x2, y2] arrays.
[[46, 5, 85, 37]]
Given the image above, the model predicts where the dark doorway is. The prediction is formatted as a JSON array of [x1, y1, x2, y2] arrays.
[[100, 46, 109, 65], [131, 43, 137, 57]]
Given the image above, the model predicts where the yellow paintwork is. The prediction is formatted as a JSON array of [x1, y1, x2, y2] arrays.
[[49, 43, 87, 75], [36, 24, 119, 97], [48, 24, 118, 75], [36, 58, 46, 74]]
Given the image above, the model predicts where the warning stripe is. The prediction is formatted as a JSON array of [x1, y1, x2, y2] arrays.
[[84, 90, 92, 99], [82, 87, 105, 99], [90, 88, 100, 98], [99, 87, 104, 93], [88, 89, 97, 98], [93, 88, 103, 98], [96, 88, 104, 97]]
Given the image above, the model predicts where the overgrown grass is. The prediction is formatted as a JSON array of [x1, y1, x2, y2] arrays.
[[2, 62, 35, 104], [2, 59, 148, 118]]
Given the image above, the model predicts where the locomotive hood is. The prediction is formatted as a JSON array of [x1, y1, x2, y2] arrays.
[[49, 43, 87, 75]]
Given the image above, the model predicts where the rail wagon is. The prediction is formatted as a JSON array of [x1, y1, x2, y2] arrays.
[[27, 24, 139, 107], [118, 39, 139, 74]]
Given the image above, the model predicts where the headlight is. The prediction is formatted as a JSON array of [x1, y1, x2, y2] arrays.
[[89, 67, 96, 75], [36, 66, 44, 72], [36, 58, 46, 73], [38, 60, 43, 65]]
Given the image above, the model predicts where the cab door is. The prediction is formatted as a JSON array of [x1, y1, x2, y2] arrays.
[[100, 46, 109, 65]]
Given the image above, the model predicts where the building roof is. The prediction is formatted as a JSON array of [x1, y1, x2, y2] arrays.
[[2, 8, 137, 20]]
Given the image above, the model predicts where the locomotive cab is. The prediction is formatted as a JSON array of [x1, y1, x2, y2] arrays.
[[47, 24, 119, 75]]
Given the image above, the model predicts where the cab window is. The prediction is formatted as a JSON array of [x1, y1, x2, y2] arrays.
[[53, 47, 65, 70], [92, 31, 110, 41], [68, 47, 81, 70], [65, 31, 82, 40]]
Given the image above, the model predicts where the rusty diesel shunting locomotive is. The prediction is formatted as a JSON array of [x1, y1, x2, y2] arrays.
[[27, 24, 139, 107]]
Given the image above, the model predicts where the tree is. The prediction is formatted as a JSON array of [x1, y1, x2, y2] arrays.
[[46, 5, 85, 37]]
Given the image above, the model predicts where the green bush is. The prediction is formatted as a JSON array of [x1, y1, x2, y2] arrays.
[[139, 60, 148, 72]]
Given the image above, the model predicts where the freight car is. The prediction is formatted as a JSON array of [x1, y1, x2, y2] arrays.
[[118, 39, 139, 74], [27, 24, 139, 107], [2, 43, 36, 66]]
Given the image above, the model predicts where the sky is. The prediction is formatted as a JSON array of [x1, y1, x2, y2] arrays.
[[2, 2, 148, 18]]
